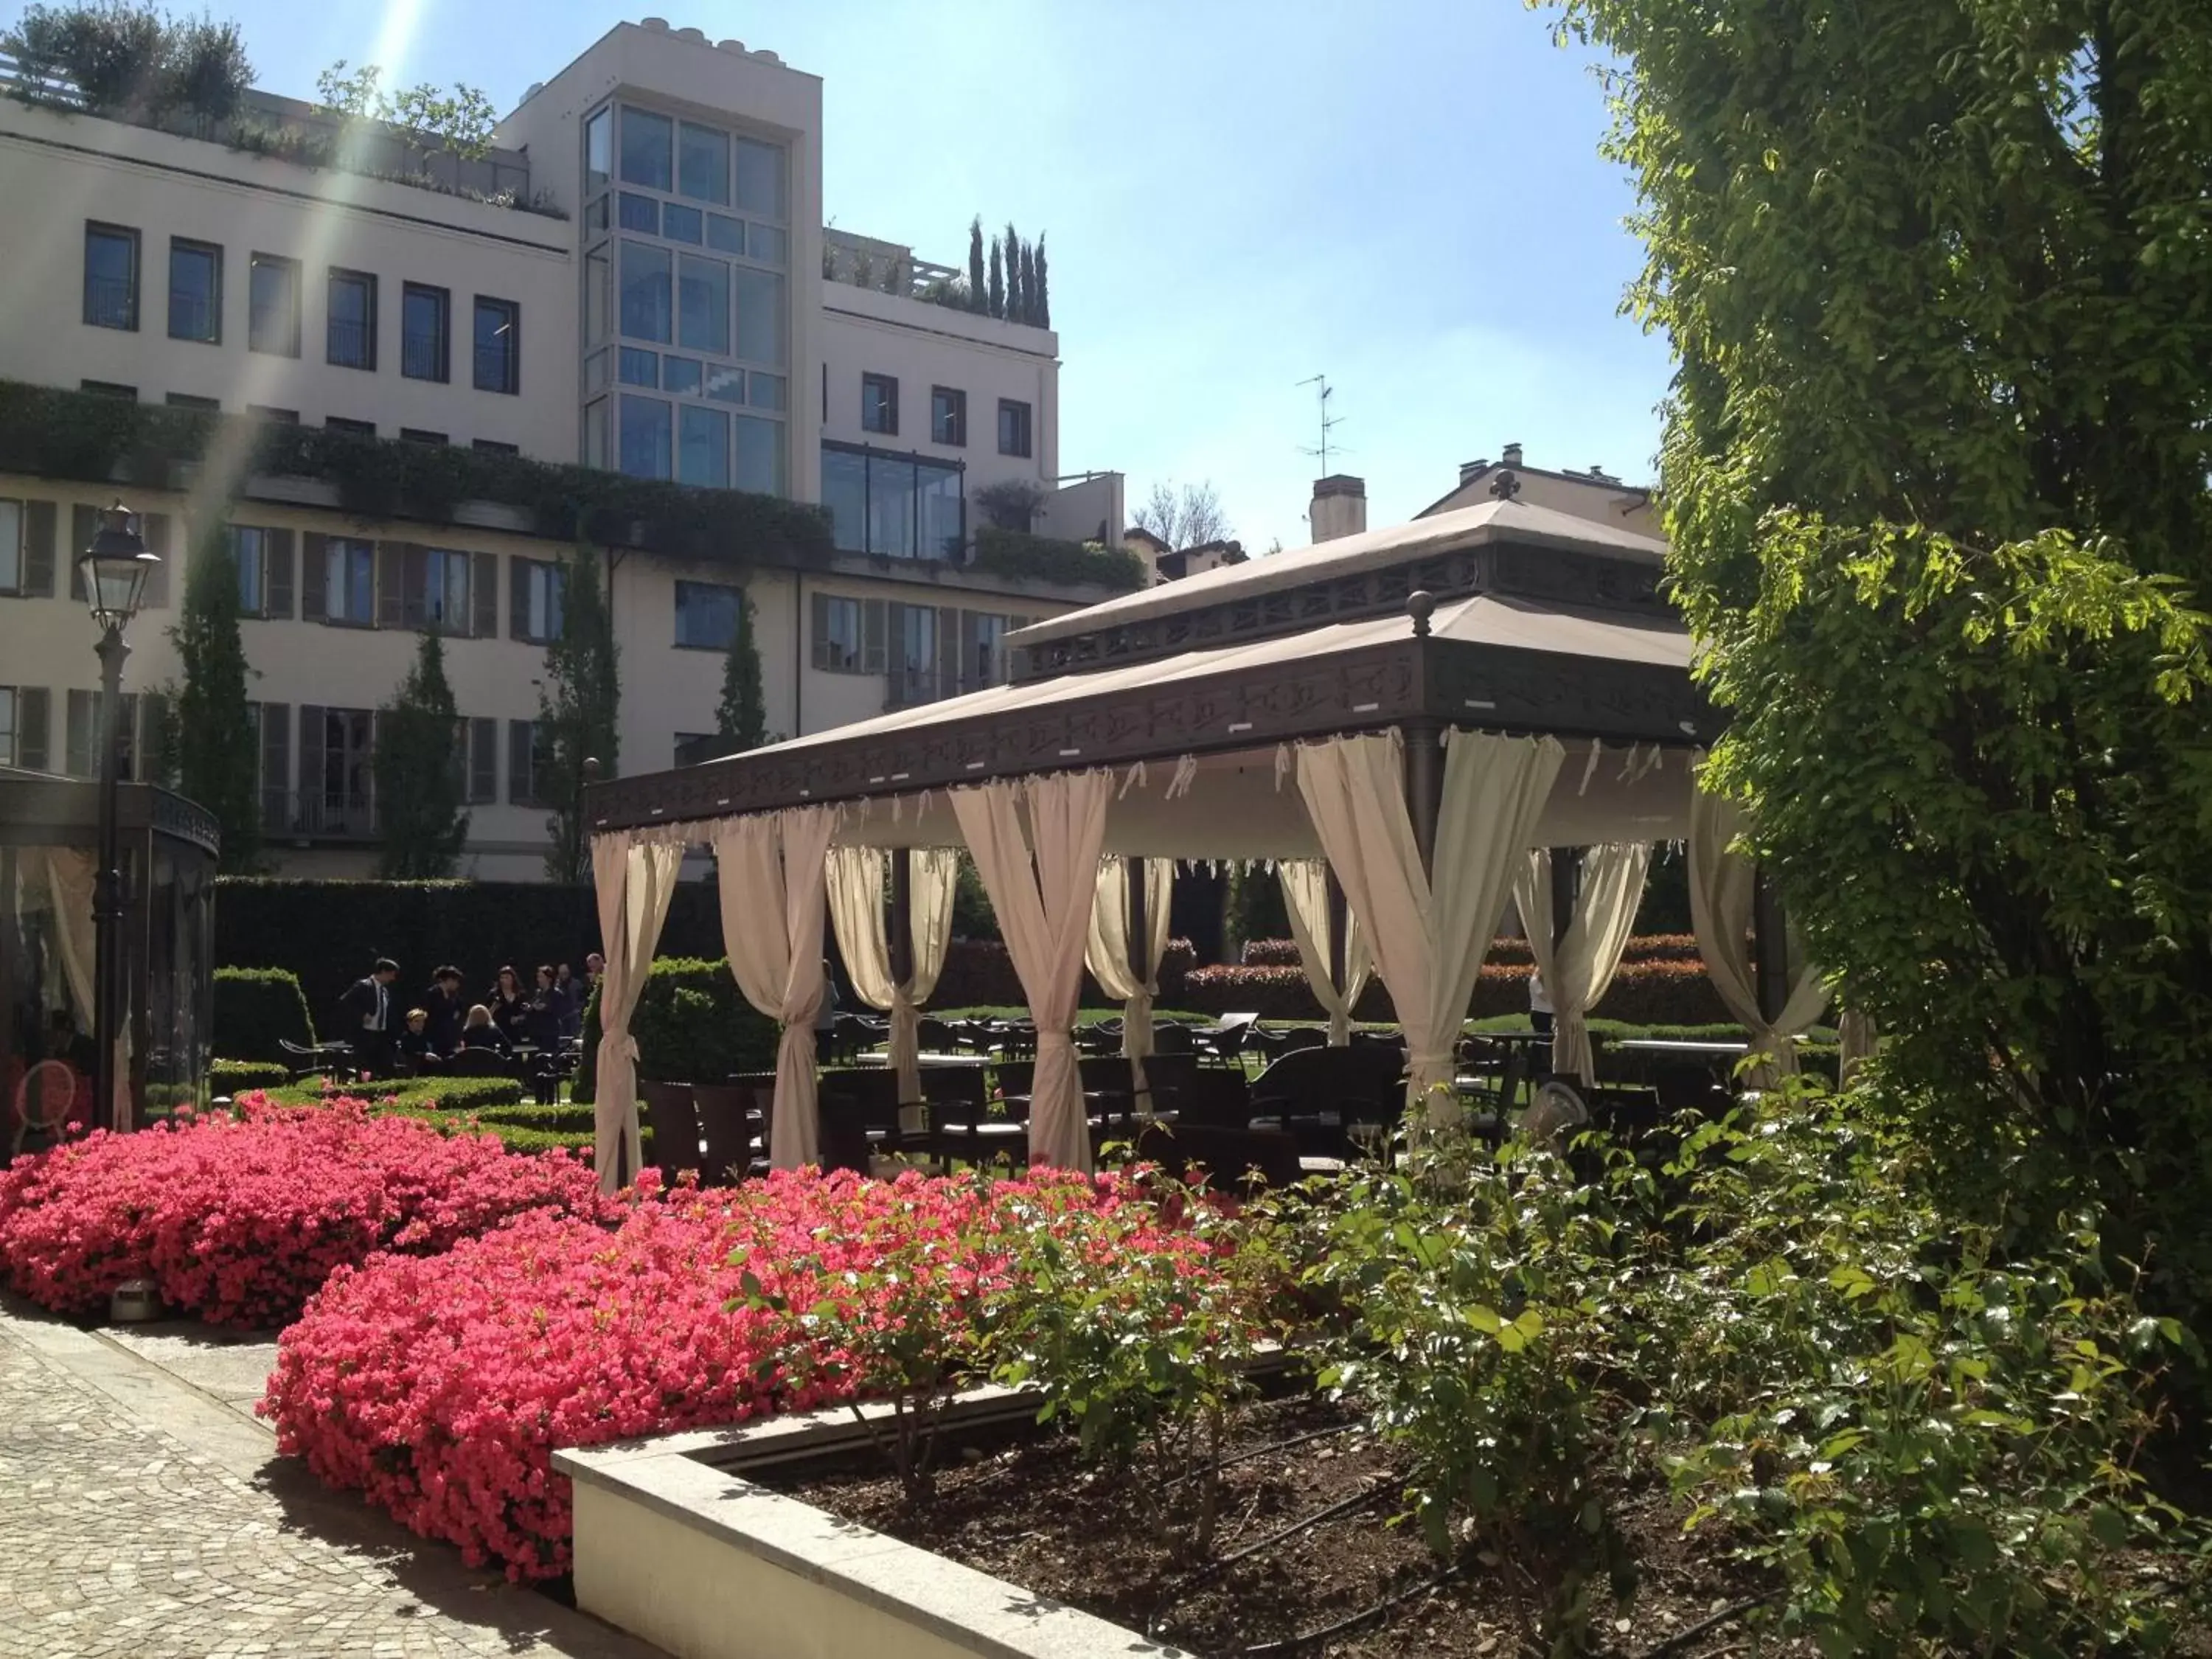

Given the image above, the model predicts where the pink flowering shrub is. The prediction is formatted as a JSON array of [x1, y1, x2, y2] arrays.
[[262, 1166, 1217, 1579], [0, 1094, 601, 1327]]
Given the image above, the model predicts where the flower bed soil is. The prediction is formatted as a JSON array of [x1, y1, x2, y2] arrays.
[[774, 1394, 1813, 1659]]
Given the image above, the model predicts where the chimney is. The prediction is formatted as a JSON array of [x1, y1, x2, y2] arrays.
[[1458, 458, 1490, 487], [1310, 474, 1366, 543], [1501, 441, 1524, 469]]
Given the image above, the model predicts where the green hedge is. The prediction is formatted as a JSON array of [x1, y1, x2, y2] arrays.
[[970, 526, 1149, 591], [212, 967, 316, 1060], [574, 958, 780, 1103], [1178, 958, 1734, 1025], [258, 1075, 526, 1112], [0, 379, 832, 566], [210, 1057, 289, 1092]]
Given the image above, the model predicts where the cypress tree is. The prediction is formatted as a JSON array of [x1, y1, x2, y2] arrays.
[[538, 540, 619, 884], [1019, 240, 1040, 325], [987, 237, 1005, 319], [967, 215, 987, 312], [373, 629, 468, 879], [1034, 233, 1050, 328], [170, 523, 260, 870], [714, 589, 766, 750], [1004, 220, 1023, 320]]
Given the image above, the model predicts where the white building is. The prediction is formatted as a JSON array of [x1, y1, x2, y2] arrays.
[[0, 18, 1130, 878]]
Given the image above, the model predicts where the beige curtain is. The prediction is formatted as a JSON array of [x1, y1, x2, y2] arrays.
[[1279, 859, 1373, 1045], [1511, 843, 1652, 1085], [825, 845, 959, 1113], [590, 836, 684, 1192], [1688, 790, 1828, 1085], [1296, 729, 1563, 1124], [715, 807, 838, 1170], [41, 849, 120, 1128], [1085, 856, 1173, 1095], [950, 771, 1113, 1171]]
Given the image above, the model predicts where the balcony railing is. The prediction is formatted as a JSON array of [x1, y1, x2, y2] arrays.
[[168, 290, 216, 341], [327, 317, 372, 368], [473, 344, 515, 394], [85, 276, 135, 329], [403, 330, 446, 381], [262, 787, 378, 840]]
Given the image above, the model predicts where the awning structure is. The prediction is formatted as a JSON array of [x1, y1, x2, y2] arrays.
[[579, 488, 1823, 1190]]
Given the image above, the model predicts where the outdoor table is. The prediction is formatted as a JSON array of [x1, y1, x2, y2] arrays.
[[1611, 1038, 1754, 1057]]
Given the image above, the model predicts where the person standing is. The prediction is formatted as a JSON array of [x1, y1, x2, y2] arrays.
[[338, 959, 401, 1075], [526, 964, 566, 1052], [554, 964, 582, 1040], [488, 966, 532, 1049], [1528, 964, 1554, 1037], [422, 966, 467, 1057]]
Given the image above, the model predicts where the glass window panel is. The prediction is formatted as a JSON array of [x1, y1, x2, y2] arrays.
[[248, 255, 298, 355], [584, 347, 608, 393], [619, 106, 672, 190], [821, 597, 862, 670], [674, 580, 739, 649], [677, 254, 729, 355], [703, 365, 745, 403], [402, 284, 449, 380], [585, 195, 609, 232], [0, 500, 21, 590], [327, 271, 374, 367], [746, 222, 787, 266], [619, 347, 658, 387], [84, 226, 136, 328], [585, 247, 611, 341], [678, 122, 728, 204], [678, 404, 729, 488], [619, 240, 672, 343], [662, 356, 703, 396], [731, 136, 785, 220], [619, 394, 671, 479], [169, 241, 220, 342], [232, 525, 263, 611], [706, 213, 745, 254], [584, 105, 611, 192], [821, 446, 866, 549], [734, 416, 783, 495], [919, 461, 963, 560], [661, 203, 703, 244], [748, 372, 786, 411], [868, 454, 917, 557], [732, 268, 783, 365], [618, 192, 658, 234], [473, 297, 519, 394], [583, 397, 608, 468]]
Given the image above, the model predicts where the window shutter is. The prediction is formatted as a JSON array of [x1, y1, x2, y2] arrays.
[[938, 606, 960, 700], [471, 552, 498, 639], [863, 598, 886, 675], [264, 529, 295, 619], [140, 514, 170, 608], [959, 611, 981, 693], [470, 717, 496, 803], [397, 543, 426, 630], [66, 689, 94, 776], [298, 705, 326, 818], [300, 532, 327, 620], [139, 690, 171, 785], [117, 692, 139, 780], [809, 590, 829, 670], [69, 505, 97, 602], [260, 701, 289, 832], [377, 541, 404, 630], [884, 601, 905, 700], [22, 501, 56, 597], [508, 719, 532, 804], [509, 557, 529, 639], [17, 686, 49, 771]]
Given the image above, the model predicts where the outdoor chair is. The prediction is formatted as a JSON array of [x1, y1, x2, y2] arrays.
[[691, 1082, 762, 1183], [1150, 1023, 1194, 1057], [1079, 1054, 1139, 1136], [935, 1079, 1032, 1168], [447, 1047, 509, 1077], [820, 1067, 922, 1161], [1135, 1051, 1199, 1120], [1175, 1064, 1253, 1130], [1248, 1045, 1406, 1161], [915, 1015, 956, 1054], [11, 1059, 80, 1158], [1653, 1063, 1731, 1119], [279, 1037, 350, 1082], [639, 1079, 703, 1183], [920, 1065, 989, 1172], [1133, 1119, 1304, 1193]]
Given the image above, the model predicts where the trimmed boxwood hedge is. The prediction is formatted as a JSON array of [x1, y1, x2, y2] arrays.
[[212, 967, 316, 1060], [259, 1074, 527, 1112], [210, 1057, 289, 1092], [1179, 956, 1734, 1026], [574, 958, 780, 1104]]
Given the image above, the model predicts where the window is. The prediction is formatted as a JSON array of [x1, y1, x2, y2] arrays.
[[619, 106, 673, 191], [585, 247, 611, 341], [0, 500, 21, 592], [732, 136, 786, 220], [967, 611, 1009, 688], [619, 192, 658, 234], [703, 365, 743, 403], [678, 404, 728, 487], [891, 604, 939, 708], [732, 268, 783, 364], [706, 213, 745, 254], [473, 296, 520, 393], [321, 537, 376, 624], [998, 398, 1033, 458], [401, 284, 450, 380], [165, 392, 220, 411], [0, 686, 14, 765], [297, 706, 378, 834], [810, 592, 883, 674], [167, 239, 220, 343], [821, 443, 964, 559], [620, 241, 672, 341], [473, 438, 518, 455], [674, 580, 742, 650], [400, 428, 448, 445], [677, 254, 728, 355], [931, 386, 966, 447], [84, 223, 138, 330], [230, 524, 293, 619], [417, 547, 473, 632], [861, 374, 898, 436], [619, 347, 658, 387], [678, 121, 728, 204], [66, 689, 147, 780], [80, 380, 136, 400], [583, 398, 608, 468], [584, 105, 612, 192], [0, 684, 52, 771], [327, 268, 376, 369], [511, 557, 565, 643], [661, 202, 702, 243], [734, 415, 782, 495], [248, 405, 299, 423], [664, 356, 703, 396], [248, 254, 299, 355], [509, 717, 556, 807], [748, 372, 785, 411], [324, 417, 375, 436], [619, 394, 671, 479]]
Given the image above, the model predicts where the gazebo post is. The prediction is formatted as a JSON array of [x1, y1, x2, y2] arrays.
[[1402, 718, 1445, 877], [1751, 865, 1788, 1026], [1548, 848, 1582, 953], [888, 848, 914, 990], [1325, 867, 1348, 997], [1124, 854, 1147, 989]]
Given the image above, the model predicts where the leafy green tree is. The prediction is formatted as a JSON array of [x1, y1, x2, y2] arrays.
[[170, 524, 260, 871], [715, 588, 767, 750], [967, 215, 987, 313], [373, 630, 467, 879], [987, 237, 1005, 320], [538, 540, 619, 884], [1554, 0, 2212, 1297]]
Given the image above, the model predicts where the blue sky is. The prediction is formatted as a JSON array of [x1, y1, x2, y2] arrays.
[[87, 0, 1672, 552]]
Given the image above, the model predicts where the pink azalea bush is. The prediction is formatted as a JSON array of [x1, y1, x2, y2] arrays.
[[262, 1166, 1216, 1579], [0, 1094, 601, 1327]]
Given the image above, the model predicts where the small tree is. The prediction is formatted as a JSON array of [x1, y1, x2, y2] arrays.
[[390, 80, 496, 169], [373, 630, 467, 879], [538, 541, 619, 884], [974, 479, 1046, 533], [715, 590, 767, 751], [987, 237, 1005, 319], [170, 524, 260, 871], [1034, 233, 1050, 328], [1135, 481, 1231, 550], [1003, 220, 1023, 320], [967, 215, 987, 313]]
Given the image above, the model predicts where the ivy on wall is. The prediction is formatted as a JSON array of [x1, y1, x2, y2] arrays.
[[970, 526, 1147, 592]]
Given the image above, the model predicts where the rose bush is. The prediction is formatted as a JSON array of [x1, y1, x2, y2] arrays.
[[262, 1166, 1214, 1580], [0, 1094, 601, 1326]]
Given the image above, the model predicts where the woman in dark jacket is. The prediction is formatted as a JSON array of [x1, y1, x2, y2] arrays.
[[488, 966, 532, 1048], [459, 1004, 512, 1055], [526, 964, 567, 1051]]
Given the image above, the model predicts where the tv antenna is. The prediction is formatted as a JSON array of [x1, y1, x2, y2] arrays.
[[1295, 374, 1347, 474]]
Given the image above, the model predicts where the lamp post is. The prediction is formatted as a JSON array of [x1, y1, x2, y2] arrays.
[[77, 503, 161, 1132]]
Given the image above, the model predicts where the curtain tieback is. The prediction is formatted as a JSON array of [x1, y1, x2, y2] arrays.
[[1407, 1048, 1457, 1077], [611, 1032, 639, 1062]]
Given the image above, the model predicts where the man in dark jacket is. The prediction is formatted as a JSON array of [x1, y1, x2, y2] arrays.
[[422, 966, 467, 1056], [338, 959, 401, 1075]]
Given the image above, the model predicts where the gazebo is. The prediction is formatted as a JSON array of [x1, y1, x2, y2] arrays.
[[582, 489, 1830, 1191]]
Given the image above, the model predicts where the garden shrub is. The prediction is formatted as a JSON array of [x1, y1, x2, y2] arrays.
[[212, 966, 315, 1060], [574, 957, 779, 1103], [1179, 958, 1728, 1024], [262, 1074, 526, 1113], [0, 1096, 599, 1326], [210, 1057, 288, 1092]]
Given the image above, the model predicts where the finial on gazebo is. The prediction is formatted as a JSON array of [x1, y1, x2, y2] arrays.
[[582, 756, 602, 783], [1407, 590, 1436, 639], [1489, 467, 1523, 502]]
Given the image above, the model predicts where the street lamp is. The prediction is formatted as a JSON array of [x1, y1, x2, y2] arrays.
[[77, 502, 161, 1132]]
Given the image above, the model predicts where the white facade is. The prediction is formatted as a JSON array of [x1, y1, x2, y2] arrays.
[[0, 18, 1127, 878]]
